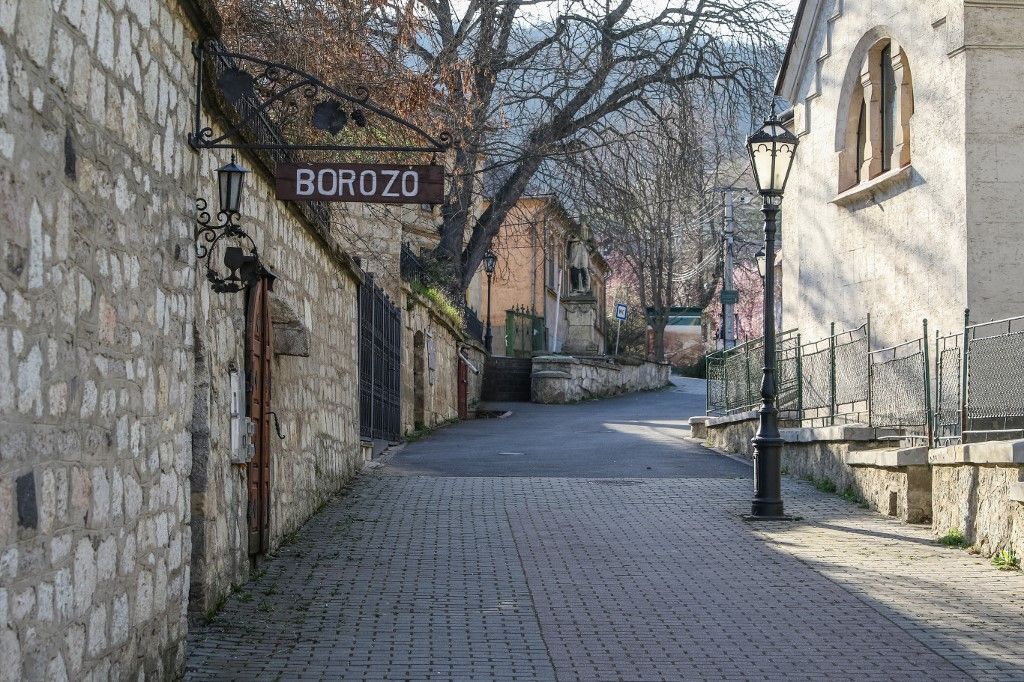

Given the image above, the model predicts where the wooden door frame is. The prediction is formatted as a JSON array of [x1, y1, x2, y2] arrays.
[[245, 276, 274, 556]]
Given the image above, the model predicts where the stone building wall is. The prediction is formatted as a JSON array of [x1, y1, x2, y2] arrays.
[[0, 0, 211, 678], [400, 291, 484, 434], [188, 145, 362, 617], [963, 2, 1024, 323], [778, 1, 969, 346]]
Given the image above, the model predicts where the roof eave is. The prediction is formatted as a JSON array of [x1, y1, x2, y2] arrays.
[[774, 0, 813, 100]]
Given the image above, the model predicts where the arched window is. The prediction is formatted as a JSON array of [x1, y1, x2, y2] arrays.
[[839, 38, 914, 192]]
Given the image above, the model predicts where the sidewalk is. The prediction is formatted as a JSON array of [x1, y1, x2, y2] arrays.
[[186, 386, 1024, 681]]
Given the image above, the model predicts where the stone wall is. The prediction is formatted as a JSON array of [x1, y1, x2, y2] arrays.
[[0, 0, 214, 678], [703, 419, 930, 523], [400, 289, 485, 434], [704, 413, 759, 458], [930, 442, 1024, 556], [0, 0, 378, 677], [188, 136, 363, 617], [531, 356, 670, 404]]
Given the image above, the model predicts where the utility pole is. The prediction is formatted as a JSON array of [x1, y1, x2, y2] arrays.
[[721, 189, 737, 349]]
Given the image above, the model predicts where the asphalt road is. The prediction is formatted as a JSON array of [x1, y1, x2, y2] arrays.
[[384, 377, 749, 478]]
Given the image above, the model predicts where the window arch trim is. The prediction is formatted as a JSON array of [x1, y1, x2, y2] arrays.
[[836, 30, 914, 193]]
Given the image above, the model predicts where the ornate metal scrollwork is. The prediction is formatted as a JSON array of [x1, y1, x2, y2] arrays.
[[194, 198, 267, 293], [189, 40, 450, 155]]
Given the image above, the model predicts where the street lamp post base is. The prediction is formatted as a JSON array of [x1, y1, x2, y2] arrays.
[[741, 513, 800, 522]]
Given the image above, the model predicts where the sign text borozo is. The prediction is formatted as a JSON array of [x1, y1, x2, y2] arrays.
[[275, 163, 444, 204]]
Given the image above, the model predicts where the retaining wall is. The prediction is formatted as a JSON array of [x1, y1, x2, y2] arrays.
[[702, 416, 1024, 550], [531, 356, 670, 404], [930, 442, 1024, 556], [702, 416, 931, 523]]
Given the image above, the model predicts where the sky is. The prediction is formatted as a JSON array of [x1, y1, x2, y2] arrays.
[[448, 0, 802, 19]]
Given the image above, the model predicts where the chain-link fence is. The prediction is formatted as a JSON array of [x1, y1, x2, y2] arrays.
[[961, 314, 1024, 442], [934, 332, 963, 446], [704, 311, 1024, 446], [868, 325, 930, 442], [704, 331, 799, 416], [796, 322, 869, 426]]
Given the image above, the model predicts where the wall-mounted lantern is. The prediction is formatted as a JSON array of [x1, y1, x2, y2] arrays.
[[195, 155, 267, 293]]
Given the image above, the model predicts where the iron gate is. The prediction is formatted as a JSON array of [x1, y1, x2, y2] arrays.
[[359, 274, 401, 441], [505, 305, 545, 358]]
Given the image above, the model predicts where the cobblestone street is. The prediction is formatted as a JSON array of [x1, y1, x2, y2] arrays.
[[187, 383, 1024, 681]]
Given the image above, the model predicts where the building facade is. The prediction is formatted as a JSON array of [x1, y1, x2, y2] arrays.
[[473, 196, 608, 357], [0, 1, 481, 678], [648, 307, 704, 368], [777, 0, 1024, 346]]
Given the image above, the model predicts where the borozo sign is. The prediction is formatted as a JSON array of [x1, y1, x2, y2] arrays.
[[275, 163, 444, 204]]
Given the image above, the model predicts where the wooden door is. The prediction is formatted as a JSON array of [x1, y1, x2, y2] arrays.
[[457, 356, 469, 420], [246, 277, 273, 555]]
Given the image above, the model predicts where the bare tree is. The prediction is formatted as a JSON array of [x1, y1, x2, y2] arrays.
[[364, 0, 789, 297], [568, 106, 717, 361]]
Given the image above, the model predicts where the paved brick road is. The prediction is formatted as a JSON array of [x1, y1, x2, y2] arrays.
[[187, 382, 1024, 681]]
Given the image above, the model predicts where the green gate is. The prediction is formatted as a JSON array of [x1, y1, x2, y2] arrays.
[[505, 305, 546, 357]]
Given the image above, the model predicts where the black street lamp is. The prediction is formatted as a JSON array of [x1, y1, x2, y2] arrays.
[[755, 246, 767, 279], [745, 112, 798, 520], [483, 249, 497, 353]]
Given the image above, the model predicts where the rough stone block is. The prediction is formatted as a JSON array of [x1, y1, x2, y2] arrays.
[[845, 446, 928, 467], [15, 471, 37, 529]]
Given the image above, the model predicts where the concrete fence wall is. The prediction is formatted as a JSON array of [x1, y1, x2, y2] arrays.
[[531, 356, 670, 404]]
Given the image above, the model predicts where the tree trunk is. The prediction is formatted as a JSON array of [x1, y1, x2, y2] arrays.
[[651, 322, 667, 363]]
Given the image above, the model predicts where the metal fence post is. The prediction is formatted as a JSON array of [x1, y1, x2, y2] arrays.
[[960, 308, 970, 442], [865, 313, 872, 426], [829, 321, 837, 426], [723, 350, 729, 412], [796, 333, 803, 421], [923, 318, 932, 447], [933, 328, 940, 447], [705, 353, 711, 415], [745, 344, 752, 410]]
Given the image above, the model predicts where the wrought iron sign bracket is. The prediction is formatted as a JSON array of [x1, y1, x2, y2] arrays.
[[188, 40, 451, 155], [194, 199, 270, 293]]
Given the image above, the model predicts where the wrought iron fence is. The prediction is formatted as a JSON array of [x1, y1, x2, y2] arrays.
[[359, 274, 401, 441], [869, 322, 930, 442], [505, 305, 545, 358], [400, 242, 423, 283], [462, 306, 484, 343]]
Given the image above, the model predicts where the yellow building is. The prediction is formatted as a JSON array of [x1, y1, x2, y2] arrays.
[[470, 195, 609, 357]]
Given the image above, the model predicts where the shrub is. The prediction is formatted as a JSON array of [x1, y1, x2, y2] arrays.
[[992, 548, 1020, 571], [937, 529, 971, 549], [412, 280, 464, 330]]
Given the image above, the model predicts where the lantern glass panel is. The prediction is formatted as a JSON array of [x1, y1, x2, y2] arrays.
[[217, 158, 248, 215], [483, 250, 497, 274]]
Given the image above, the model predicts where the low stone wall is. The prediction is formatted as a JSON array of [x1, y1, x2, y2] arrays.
[[703, 417, 1024, 549], [531, 356, 670, 404], [930, 441, 1024, 556], [704, 412, 760, 458], [703, 417, 931, 523]]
